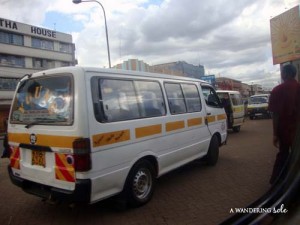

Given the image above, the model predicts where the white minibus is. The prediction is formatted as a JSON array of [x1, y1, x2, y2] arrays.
[[7, 67, 227, 207]]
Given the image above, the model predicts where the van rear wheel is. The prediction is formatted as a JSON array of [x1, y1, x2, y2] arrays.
[[123, 160, 156, 207], [205, 135, 219, 166]]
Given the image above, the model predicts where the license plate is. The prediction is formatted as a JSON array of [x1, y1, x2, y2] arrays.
[[255, 113, 263, 116], [32, 151, 46, 167]]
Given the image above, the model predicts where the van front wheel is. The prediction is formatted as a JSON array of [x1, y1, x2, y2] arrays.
[[123, 160, 156, 207], [205, 135, 219, 166]]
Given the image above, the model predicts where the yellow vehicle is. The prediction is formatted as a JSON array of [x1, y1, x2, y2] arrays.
[[247, 94, 271, 120], [216, 90, 245, 132]]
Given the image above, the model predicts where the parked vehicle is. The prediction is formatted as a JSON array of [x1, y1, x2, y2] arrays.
[[247, 94, 271, 120], [216, 90, 245, 132], [7, 67, 227, 207]]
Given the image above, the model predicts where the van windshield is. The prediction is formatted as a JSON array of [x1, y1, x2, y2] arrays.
[[249, 96, 268, 104], [10, 75, 73, 126]]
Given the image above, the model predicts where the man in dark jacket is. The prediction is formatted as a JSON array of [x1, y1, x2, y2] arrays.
[[1, 119, 10, 158], [268, 64, 300, 184]]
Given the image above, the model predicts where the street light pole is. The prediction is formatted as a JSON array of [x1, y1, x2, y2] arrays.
[[73, 0, 111, 68]]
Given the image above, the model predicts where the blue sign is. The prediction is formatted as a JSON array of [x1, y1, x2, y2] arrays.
[[200, 75, 216, 87]]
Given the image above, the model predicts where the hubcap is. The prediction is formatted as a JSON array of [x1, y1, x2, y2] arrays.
[[133, 168, 152, 200]]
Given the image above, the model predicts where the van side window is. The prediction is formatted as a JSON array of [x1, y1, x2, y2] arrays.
[[92, 78, 166, 122], [165, 83, 187, 114], [230, 94, 243, 106], [181, 84, 202, 112], [201, 85, 221, 108], [135, 81, 166, 117], [99, 79, 140, 122]]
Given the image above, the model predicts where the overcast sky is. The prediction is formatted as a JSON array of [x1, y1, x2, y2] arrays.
[[1, 0, 299, 89]]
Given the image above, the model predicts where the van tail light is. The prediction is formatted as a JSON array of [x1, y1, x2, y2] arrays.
[[10, 146, 20, 170], [73, 138, 91, 172]]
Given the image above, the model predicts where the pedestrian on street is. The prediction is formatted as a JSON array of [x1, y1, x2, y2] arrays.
[[1, 119, 10, 158], [268, 64, 300, 185]]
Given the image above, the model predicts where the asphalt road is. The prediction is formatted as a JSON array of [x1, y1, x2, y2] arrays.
[[0, 119, 276, 225]]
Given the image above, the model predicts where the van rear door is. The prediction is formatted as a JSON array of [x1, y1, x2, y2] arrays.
[[8, 74, 77, 190]]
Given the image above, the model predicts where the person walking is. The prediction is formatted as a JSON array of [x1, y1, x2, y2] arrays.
[[268, 64, 300, 185], [1, 119, 10, 158]]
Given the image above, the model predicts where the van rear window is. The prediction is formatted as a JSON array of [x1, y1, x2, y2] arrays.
[[10, 75, 73, 125]]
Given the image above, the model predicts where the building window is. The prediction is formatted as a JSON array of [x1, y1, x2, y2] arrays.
[[32, 37, 54, 50], [60, 61, 70, 67], [0, 31, 24, 46], [0, 77, 19, 91], [0, 54, 25, 68], [59, 42, 71, 53], [32, 58, 55, 69]]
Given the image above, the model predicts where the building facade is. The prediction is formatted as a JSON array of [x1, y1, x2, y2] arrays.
[[241, 83, 251, 97], [152, 61, 205, 79], [0, 17, 76, 135], [216, 77, 242, 92], [113, 59, 151, 72]]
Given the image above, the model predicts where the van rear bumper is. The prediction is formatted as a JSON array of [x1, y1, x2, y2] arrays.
[[8, 166, 91, 203]]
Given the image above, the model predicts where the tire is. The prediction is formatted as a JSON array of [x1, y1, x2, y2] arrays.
[[123, 160, 156, 207], [205, 135, 219, 166], [233, 126, 241, 133], [250, 116, 254, 120]]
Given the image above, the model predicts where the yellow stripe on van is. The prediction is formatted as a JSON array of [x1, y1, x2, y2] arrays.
[[8, 133, 78, 148], [166, 121, 185, 132], [135, 124, 162, 139], [217, 114, 226, 121], [206, 115, 216, 123], [187, 117, 203, 127], [233, 106, 244, 113], [93, 129, 130, 147]]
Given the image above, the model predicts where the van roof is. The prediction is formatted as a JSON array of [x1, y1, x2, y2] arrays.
[[250, 94, 270, 98], [27, 66, 211, 85], [216, 90, 240, 94]]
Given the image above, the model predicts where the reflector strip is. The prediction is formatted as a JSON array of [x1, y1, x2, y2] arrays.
[[187, 117, 203, 127], [233, 106, 244, 113], [206, 115, 216, 123], [92, 129, 130, 147], [217, 114, 226, 121], [135, 124, 162, 138], [8, 133, 79, 148], [55, 153, 75, 182], [10, 147, 20, 169], [166, 120, 185, 132]]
